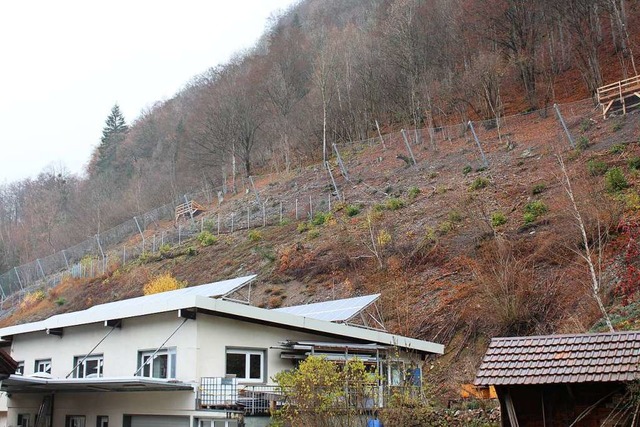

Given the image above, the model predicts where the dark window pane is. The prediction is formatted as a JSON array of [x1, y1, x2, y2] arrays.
[[153, 354, 168, 378], [86, 359, 99, 376], [226, 353, 246, 378], [249, 354, 261, 379]]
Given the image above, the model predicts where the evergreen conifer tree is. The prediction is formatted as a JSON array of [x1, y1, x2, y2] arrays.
[[94, 104, 128, 175]]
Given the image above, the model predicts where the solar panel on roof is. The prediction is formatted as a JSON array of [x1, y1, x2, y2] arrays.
[[273, 294, 380, 322], [45, 275, 256, 327]]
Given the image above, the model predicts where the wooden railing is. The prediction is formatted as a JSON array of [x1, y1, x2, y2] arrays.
[[175, 200, 205, 222], [597, 75, 640, 118]]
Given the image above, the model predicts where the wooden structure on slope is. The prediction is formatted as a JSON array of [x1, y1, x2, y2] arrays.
[[475, 331, 640, 427], [597, 75, 640, 119], [175, 200, 206, 223]]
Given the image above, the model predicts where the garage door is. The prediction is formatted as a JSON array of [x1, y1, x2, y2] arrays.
[[129, 415, 189, 427]]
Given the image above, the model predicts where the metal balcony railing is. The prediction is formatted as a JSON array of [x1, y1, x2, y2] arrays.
[[197, 377, 424, 416]]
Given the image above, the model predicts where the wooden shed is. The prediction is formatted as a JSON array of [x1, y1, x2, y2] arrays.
[[475, 331, 640, 426]]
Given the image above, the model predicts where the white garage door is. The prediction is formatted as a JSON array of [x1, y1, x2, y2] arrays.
[[130, 415, 189, 427]]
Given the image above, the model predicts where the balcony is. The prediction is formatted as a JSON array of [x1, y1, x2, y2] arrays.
[[196, 377, 423, 416]]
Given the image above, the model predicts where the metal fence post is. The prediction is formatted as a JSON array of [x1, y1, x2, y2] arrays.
[[14, 267, 23, 290], [401, 129, 417, 165], [468, 121, 489, 168], [554, 103, 575, 148]]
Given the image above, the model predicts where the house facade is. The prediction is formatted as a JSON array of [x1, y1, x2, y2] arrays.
[[0, 276, 444, 427]]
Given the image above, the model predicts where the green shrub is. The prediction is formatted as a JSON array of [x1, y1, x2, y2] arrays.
[[311, 212, 332, 226], [159, 243, 171, 255], [385, 198, 405, 210], [577, 136, 589, 150], [438, 220, 454, 234], [448, 210, 462, 223], [605, 167, 629, 193], [628, 157, 640, 171], [587, 159, 608, 176], [248, 230, 262, 242], [610, 143, 626, 154], [523, 212, 537, 224], [470, 177, 489, 191], [307, 229, 320, 239], [491, 212, 507, 227], [462, 165, 473, 176], [408, 186, 421, 200], [531, 183, 546, 195], [345, 204, 361, 217], [186, 247, 197, 256], [297, 222, 310, 233], [279, 218, 291, 226], [197, 230, 217, 246], [523, 200, 548, 223], [54, 297, 67, 306]]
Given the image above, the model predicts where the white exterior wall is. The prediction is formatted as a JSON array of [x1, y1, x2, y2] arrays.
[[196, 315, 347, 383], [3, 310, 377, 427], [9, 311, 198, 381]]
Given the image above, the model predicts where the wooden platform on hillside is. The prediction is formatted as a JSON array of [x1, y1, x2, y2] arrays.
[[175, 200, 206, 222], [597, 74, 640, 119]]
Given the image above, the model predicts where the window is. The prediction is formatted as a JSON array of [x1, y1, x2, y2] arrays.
[[34, 359, 51, 375], [96, 415, 108, 427], [15, 361, 24, 375], [17, 414, 30, 427], [225, 349, 264, 382], [138, 348, 176, 379], [65, 416, 85, 427], [73, 355, 103, 378]]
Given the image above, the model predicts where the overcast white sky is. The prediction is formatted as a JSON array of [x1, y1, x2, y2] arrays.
[[0, 0, 298, 184]]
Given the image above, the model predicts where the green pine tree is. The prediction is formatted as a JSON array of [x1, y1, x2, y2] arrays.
[[94, 104, 128, 175]]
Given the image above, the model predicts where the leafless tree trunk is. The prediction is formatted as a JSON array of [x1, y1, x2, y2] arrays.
[[557, 155, 614, 332]]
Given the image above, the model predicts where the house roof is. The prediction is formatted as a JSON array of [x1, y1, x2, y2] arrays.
[[0, 275, 256, 337], [273, 294, 380, 322], [475, 331, 640, 386], [0, 276, 444, 355], [0, 349, 18, 376]]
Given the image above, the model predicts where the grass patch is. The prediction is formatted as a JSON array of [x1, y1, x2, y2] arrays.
[[470, 177, 489, 191], [491, 212, 507, 227]]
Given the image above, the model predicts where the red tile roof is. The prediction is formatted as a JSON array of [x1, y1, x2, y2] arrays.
[[475, 331, 640, 386]]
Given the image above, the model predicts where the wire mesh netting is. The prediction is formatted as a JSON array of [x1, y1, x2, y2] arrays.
[[0, 97, 612, 310]]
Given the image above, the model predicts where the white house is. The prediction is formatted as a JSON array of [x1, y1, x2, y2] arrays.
[[0, 275, 444, 427]]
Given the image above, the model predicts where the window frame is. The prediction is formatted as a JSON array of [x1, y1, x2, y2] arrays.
[[65, 415, 86, 427], [73, 354, 104, 378], [96, 415, 108, 427], [137, 348, 176, 379], [15, 361, 24, 376], [225, 348, 266, 383], [34, 358, 51, 375], [17, 413, 30, 427]]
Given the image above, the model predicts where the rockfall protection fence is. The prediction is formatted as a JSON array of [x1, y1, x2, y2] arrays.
[[0, 97, 618, 310]]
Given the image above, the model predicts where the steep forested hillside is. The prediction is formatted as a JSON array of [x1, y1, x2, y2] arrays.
[[1, 0, 640, 399]]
